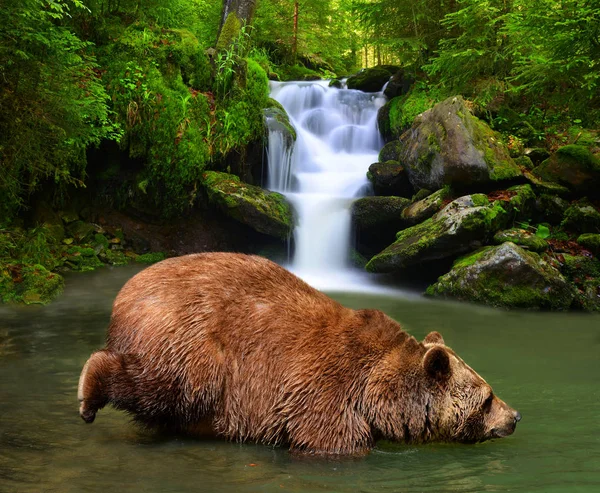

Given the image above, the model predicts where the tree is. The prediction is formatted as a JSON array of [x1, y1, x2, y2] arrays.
[[217, 0, 258, 50]]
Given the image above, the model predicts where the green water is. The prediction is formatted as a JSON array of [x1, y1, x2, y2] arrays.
[[1, 266, 599, 492]]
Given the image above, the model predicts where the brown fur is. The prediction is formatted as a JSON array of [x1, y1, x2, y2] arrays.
[[78, 253, 520, 455]]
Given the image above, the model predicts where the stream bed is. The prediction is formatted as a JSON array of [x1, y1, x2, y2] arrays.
[[1, 266, 599, 492]]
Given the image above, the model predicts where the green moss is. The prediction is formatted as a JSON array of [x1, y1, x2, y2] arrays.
[[18, 264, 64, 305], [561, 200, 600, 233], [93, 234, 110, 250], [388, 88, 438, 135], [135, 252, 166, 264], [494, 228, 549, 252], [451, 246, 494, 270], [555, 144, 600, 169], [216, 13, 242, 52], [103, 249, 131, 266], [577, 233, 600, 256], [471, 194, 490, 207]]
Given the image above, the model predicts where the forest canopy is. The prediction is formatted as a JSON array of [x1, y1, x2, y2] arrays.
[[0, 0, 598, 221]]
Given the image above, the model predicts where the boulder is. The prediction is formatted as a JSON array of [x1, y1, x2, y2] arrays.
[[377, 99, 396, 142], [497, 184, 536, 223], [202, 171, 294, 239], [352, 196, 411, 233], [347, 66, 398, 93], [383, 70, 414, 99], [378, 141, 402, 163], [264, 106, 296, 144], [399, 96, 522, 190], [532, 145, 600, 198], [561, 200, 600, 234], [66, 221, 96, 243], [401, 187, 453, 225], [426, 242, 575, 310], [535, 194, 570, 224], [577, 233, 600, 256], [367, 161, 413, 197], [366, 195, 507, 273], [493, 228, 548, 252], [557, 254, 600, 312]]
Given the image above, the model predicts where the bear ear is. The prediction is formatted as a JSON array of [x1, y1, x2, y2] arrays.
[[423, 346, 452, 381], [424, 331, 445, 345]]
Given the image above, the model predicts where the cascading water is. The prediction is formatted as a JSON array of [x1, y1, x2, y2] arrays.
[[266, 80, 398, 292]]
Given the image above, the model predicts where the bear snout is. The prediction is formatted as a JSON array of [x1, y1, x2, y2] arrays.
[[514, 410, 522, 423]]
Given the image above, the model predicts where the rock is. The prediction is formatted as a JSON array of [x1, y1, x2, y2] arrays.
[[66, 221, 95, 243], [329, 79, 343, 89], [532, 145, 600, 198], [500, 184, 536, 223], [352, 196, 411, 232], [264, 106, 296, 144], [561, 200, 600, 234], [399, 96, 522, 191], [493, 228, 548, 252], [367, 161, 413, 197], [426, 242, 575, 310], [377, 99, 396, 142], [524, 147, 550, 165], [383, 70, 414, 99], [347, 66, 398, 93], [366, 195, 507, 273], [557, 254, 600, 312], [523, 170, 571, 196], [401, 186, 453, 225], [535, 194, 570, 224], [514, 155, 534, 170], [18, 265, 64, 305], [65, 246, 103, 272], [202, 171, 294, 239], [378, 141, 402, 163], [577, 233, 600, 256]]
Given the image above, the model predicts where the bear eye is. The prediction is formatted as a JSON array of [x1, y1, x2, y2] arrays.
[[482, 394, 494, 413]]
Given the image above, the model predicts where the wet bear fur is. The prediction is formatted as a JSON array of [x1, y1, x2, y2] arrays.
[[78, 253, 520, 455]]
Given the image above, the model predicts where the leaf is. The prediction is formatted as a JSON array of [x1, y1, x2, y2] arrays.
[[535, 224, 550, 239]]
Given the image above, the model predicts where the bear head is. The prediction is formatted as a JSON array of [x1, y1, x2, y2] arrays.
[[422, 331, 521, 443]]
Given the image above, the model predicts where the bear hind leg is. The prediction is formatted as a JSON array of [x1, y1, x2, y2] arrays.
[[78, 350, 135, 423]]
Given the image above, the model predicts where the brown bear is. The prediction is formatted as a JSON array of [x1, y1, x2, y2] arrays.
[[78, 252, 520, 455]]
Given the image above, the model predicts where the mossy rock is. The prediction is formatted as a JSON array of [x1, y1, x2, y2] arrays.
[[532, 145, 600, 198], [65, 246, 104, 272], [378, 141, 402, 163], [383, 70, 414, 99], [329, 79, 343, 89], [101, 249, 131, 266], [135, 252, 166, 264], [577, 233, 600, 256], [351, 196, 411, 232], [18, 264, 64, 305], [264, 106, 296, 144], [93, 234, 110, 251], [216, 12, 241, 52], [426, 242, 575, 310], [367, 161, 413, 197], [400, 96, 522, 191], [494, 228, 548, 252], [66, 221, 95, 243], [514, 155, 534, 170], [366, 195, 507, 273], [557, 254, 600, 311], [502, 184, 537, 223], [535, 194, 570, 224], [523, 170, 571, 196], [401, 186, 453, 225], [202, 171, 294, 239], [346, 66, 397, 93], [561, 200, 600, 234], [524, 148, 550, 165]]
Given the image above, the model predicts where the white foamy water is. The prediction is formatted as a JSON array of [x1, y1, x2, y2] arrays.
[[266, 80, 410, 294]]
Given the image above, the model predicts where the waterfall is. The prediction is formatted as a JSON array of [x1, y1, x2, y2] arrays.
[[266, 80, 391, 292]]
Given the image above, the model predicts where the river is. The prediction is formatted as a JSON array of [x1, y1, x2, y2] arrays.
[[1, 266, 599, 492]]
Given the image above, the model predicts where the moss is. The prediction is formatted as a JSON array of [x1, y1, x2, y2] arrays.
[[471, 194, 490, 207], [577, 233, 600, 256], [514, 155, 534, 170], [135, 252, 166, 264], [102, 249, 131, 266], [93, 234, 110, 250], [216, 12, 242, 52], [412, 189, 433, 202], [202, 171, 294, 239], [18, 264, 64, 305], [561, 200, 600, 233], [378, 141, 402, 163], [347, 66, 394, 92], [389, 89, 437, 134], [427, 243, 574, 310], [329, 79, 343, 88], [494, 228, 549, 252]]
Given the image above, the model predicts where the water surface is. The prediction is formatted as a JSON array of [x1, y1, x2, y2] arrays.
[[1, 267, 599, 492]]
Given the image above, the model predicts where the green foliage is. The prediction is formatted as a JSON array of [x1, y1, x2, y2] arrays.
[[388, 85, 439, 133], [0, 0, 120, 220], [135, 252, 166, 264]]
